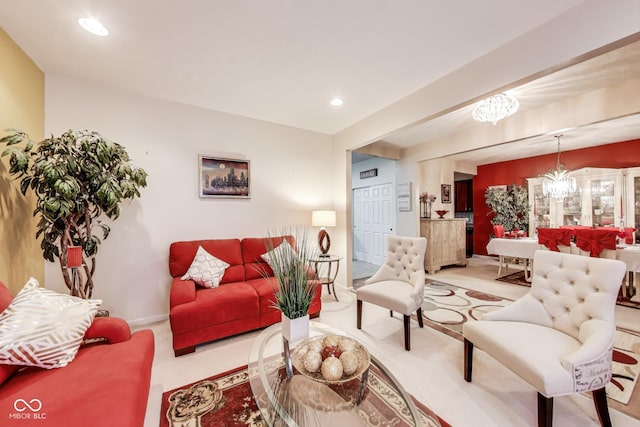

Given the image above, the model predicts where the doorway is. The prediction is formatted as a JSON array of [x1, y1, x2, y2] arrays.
[[352, 182, 395, 266]]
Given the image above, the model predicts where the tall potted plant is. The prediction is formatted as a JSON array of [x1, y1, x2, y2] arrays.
[[485, 184, 530, 233], [0, 129, 147, 298], [263, 228, 317, 342]]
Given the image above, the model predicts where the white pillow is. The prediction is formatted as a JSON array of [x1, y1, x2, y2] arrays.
[[181, 246, 230, 288], [0, 278, 102, 369], [261, 240, 297, 270]]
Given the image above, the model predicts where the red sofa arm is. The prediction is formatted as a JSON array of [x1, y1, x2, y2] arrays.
[[84, 317, 131, 344], [170, 278, 196, 308]]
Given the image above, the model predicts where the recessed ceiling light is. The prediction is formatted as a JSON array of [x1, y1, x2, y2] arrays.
[[78, 18, 109, 37], [330, 98, 344, 107]]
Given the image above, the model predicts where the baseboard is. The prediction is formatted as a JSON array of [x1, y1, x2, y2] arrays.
[[128, 313, 169, 328]]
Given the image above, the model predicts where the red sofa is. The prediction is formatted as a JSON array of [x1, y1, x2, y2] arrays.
[[169, 236, 322, 356], [0, 282, 154, 427]]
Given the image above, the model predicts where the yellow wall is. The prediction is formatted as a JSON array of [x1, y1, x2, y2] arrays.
[[0, 28, 44, 294]]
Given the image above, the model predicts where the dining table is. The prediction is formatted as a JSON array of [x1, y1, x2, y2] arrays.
[[486, 238, 640, 294], [485, 237, 542, 281]]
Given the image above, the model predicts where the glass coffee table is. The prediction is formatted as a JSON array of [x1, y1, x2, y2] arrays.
[[248, 321, 441, 426]]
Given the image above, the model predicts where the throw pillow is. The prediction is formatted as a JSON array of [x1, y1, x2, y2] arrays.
[[181, 246, 230, 288], [261, 239, 297, 270], [0, 278, 102, 369]]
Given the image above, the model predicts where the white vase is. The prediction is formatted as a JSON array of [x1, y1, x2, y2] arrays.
[[281, 313, 309, 343]]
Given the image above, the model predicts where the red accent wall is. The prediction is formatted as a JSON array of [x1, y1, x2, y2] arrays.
[[473, 139, 640, 255]]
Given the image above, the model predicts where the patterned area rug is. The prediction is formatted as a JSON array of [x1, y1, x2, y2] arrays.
[[160, 364, 451, 427], [420, 280, 640, 416], [496, 270, 640, 309]]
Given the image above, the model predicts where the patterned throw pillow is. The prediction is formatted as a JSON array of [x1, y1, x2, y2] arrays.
[[0, 278, 102, 369], [261, 240, 297, 270], [181, 246, 230, 288]]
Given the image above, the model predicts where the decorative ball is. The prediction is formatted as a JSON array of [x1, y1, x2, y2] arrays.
[[309, 340, 323, 353], [339, 351, 359, 375], [338, 338, 356, 353], [321, 356, 343, 381], [322, 335, 340, 348], [296, 344, 309, 358], [321, 345, 342, 360], [303, 351, 322, 373]]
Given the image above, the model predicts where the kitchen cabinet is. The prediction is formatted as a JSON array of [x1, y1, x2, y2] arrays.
[[527, 167, 624, 236], [455, 180, 473, 212], [420, 218, 468, 274]]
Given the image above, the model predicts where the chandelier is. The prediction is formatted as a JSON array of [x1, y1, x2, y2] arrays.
[[472, 93, 519, 125], [543, 135, 576, 199]]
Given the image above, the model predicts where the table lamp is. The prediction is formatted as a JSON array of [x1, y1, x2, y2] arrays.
[[312, 210, 336, 256]]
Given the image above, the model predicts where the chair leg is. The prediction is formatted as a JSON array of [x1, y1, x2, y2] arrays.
[[403, 314, 410, 351], [416, 307, 424, 328], [357, 300, 362, 329], [592, 388, 612, 427], [390, 309, 393, 317], [537, 393, 553, 427], [463, 338, 473, 382]]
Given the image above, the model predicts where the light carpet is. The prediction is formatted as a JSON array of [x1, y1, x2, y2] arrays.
[[419, 280, 640, 419], [159, 363, 451, 427]]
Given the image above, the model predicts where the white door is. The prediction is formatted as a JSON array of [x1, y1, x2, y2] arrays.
[[353, 183, 395, 265]]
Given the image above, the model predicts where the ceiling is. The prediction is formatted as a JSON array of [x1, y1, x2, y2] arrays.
[[0, 0, 585, 135], [382, 36, 640, 165]]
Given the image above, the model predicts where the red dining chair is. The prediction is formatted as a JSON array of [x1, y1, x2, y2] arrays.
[[493, 225, 505, 238], [574, 229, 618, 258], [537, 228, 573, 252]]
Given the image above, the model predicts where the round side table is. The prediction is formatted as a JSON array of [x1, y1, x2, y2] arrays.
[[310, 255, 342, 301]]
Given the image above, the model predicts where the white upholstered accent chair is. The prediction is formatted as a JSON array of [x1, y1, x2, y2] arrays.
[[463, 250, 627, 427], [356, 236, 427, 351]]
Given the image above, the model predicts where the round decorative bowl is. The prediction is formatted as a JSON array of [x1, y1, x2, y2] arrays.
[[291, 335, 370, 384], [435, 210, 448, 218]]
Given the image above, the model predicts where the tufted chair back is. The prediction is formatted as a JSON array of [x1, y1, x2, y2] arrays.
[[525, 250, 624, 340], [463, 250, 626, 425], [364, 236, 427, 287]]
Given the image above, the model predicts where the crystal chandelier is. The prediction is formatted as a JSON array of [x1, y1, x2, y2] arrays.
[[472, 93, 519, 125], [543, 135, 576, 199]]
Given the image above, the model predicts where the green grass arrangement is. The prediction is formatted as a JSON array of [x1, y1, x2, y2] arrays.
[[263, 228, 318, 319]]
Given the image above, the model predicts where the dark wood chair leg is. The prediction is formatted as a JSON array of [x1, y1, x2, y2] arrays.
[[416, 307, 424, 328], [592, 388, 612, 427], [537, 393, 553, 427], [463, 338, 473, 382], [357, 300, 362, 329], [403, 314, 410, 350], [390, 309, 393, 317], [174, 345, 196, 357]]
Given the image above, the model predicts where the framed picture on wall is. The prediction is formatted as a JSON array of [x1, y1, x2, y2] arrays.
[[441, 184, 451, 203], [198, 155, 250, 198]]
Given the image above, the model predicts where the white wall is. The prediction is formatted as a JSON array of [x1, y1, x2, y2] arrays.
[[44, 74, 333, 323], [351, 157, 395, 189]]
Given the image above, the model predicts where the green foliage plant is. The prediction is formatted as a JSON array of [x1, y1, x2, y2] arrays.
[[0, 129, 148, 298], [263, 228, 318, 319], [485, 184, 530, 233]]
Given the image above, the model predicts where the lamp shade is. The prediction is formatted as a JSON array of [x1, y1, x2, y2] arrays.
[[312, 210, 336, 227]]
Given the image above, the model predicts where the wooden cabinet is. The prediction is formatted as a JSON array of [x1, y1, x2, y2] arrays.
[[455, 180, 473, 212], [420, 219, 468, 274]]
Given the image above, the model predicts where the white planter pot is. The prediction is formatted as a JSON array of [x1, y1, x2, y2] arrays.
[[281, 313, 309, 343]]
